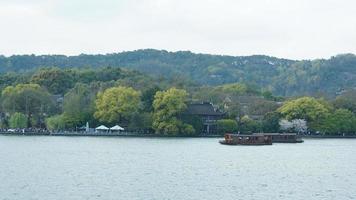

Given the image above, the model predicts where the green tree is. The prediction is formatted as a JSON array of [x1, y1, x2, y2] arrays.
[[217, 119, 237, 135], [45, 115, 66, 131], [1, 84, 54, 127], [262, 112, 281, 133], [62, 83, 96, 128], [181, 115, 203, 135], [9, 112, 28, 128], [277, 97, 330, 131], [238, 115, 260, 133], [94, 86, 141, 125], [262, 91, 274, 100], [2, 50, 356, 97], [153, 88, 194, 135], [30, 67, 74, 95], [220, 83, 248, 94], [128, 112, 153, 133], [278, 97, 330, 121], [333, 91, 356, 113], [320, 109, 356, 135], [141, 86, 161, 112]]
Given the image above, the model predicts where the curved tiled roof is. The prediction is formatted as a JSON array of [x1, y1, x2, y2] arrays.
[[185, 102, 224, 116]]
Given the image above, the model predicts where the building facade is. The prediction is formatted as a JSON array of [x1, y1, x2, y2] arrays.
[[184, 102, 224, 135]]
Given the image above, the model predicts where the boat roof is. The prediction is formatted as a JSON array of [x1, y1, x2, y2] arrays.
[[253, 133, 297, 136], [227, 134, 269, 137]]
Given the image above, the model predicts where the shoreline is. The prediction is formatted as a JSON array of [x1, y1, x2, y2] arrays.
[[1, 132, 356, 138], [301, 135, 356, 139], [0, 132, 222, 138]]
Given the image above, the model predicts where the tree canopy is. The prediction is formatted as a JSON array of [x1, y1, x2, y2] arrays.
[[1, 49, 356, 97], [319, 109, 356, 135], [278, 97, 330, 122], [94, 86, 141, 125], [62, 83, 97, 128], [1, 84, 54, 127], [217, 119, 237, 135], [152, 88, 194, 135], [0, 53, 355, 135], [9, 112, 28, 128], [30, 67, 75, 95]]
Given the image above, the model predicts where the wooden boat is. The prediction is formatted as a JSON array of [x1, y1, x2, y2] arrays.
[[254, 133, 304, 143], [219, 134, 272, 145]]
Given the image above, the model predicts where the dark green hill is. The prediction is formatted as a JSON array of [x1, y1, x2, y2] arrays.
[[1, 49, 355, 96]]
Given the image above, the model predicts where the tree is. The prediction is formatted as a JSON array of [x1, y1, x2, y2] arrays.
[[262, 91, 275, 100], [320, 109, 356, 135], [62, 83, 96, 128], [152, 88, 194, 135], [45, 115, 66, 131], [333, 91, 356, 113], [9, 112, 27, 128], [217, 119, 237, 135], [181, 115, 203, 135], [279, 119, 294, 132], [291, 119, 308, 133], [129, 112, 154, 133], [141, 86, 161, 112], [277, 97, 330, 131], [94, 86, 141, 125], [30, 67, 74, 95], [280, 119, 307, 133], [238, 115, 260, 133], [278, 97, 330, 121], [220, 83, 248, 95], [2, 50, 356, 97], [1, 84, 54, 127], [262, 112, 281, 133]]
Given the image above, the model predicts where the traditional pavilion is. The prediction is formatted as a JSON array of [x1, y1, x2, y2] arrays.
[[184, 102, 224, 135]]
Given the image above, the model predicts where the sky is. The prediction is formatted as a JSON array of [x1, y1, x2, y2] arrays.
[[0, 0, 355, 59]]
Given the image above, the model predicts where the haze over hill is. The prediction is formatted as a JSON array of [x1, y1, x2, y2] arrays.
[[1, 49, 356, 97], [2, 0, 356, 59]]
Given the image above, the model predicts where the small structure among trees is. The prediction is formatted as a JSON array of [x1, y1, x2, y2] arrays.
[[184, 102, 224, 135]]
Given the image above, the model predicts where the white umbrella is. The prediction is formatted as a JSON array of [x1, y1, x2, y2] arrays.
[[95, 125, 109, 130], [110, 125, 124, 131]]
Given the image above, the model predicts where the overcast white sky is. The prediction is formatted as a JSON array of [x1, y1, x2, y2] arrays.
[[0, 0, 355, 59]]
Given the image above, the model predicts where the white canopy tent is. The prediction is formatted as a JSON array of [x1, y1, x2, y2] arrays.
[[110, 125, 124, 131], [95, 125, 109, 131]]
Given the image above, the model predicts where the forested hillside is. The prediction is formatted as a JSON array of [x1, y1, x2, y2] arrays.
[[0, 66, 355, 135], [1, 49, 356, 97]]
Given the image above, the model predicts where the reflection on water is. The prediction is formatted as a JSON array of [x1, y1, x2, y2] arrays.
[[0, 136, 356, 200]]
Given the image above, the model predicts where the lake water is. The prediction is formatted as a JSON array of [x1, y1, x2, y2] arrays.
[[0, 136, 356, 200]]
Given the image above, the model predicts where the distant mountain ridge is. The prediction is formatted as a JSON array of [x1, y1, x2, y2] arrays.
[[1, 49, 356, 97]]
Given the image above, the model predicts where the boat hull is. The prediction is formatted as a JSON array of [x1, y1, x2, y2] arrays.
[[272, 139, 304, 143], [219, 140, 272, 145], [219, 134, 273, 145], [261, 133, 304, 143]]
